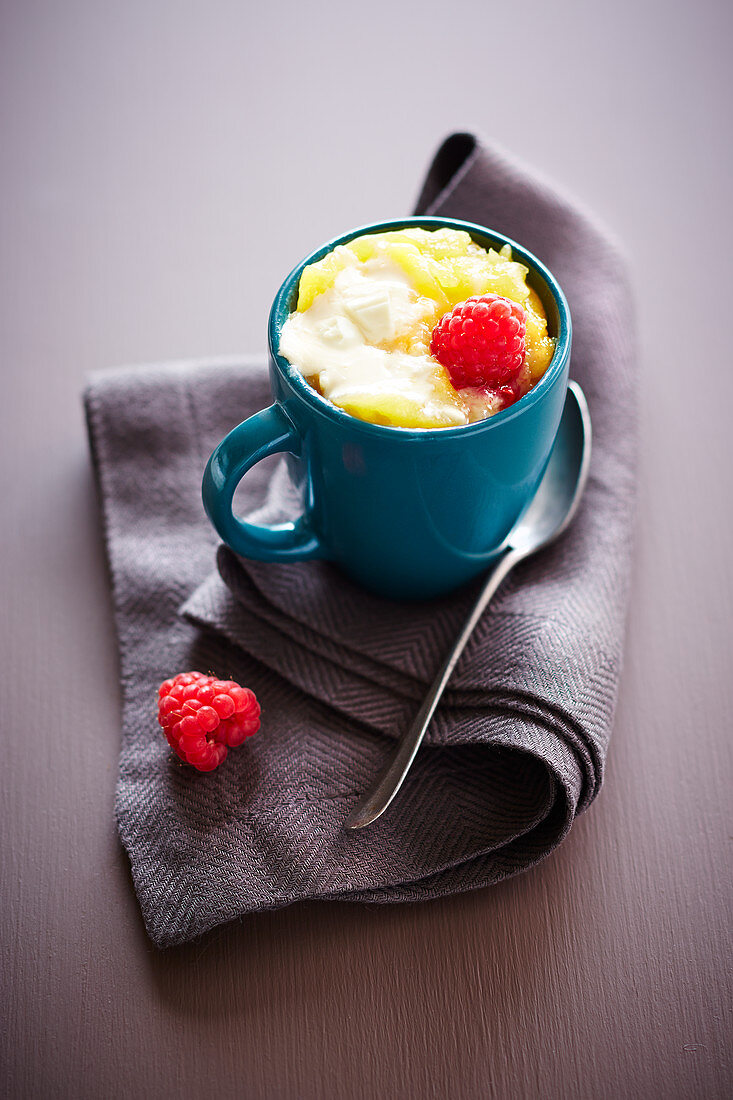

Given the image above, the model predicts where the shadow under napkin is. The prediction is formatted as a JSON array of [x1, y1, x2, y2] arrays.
[[85, 133, 636, 948]]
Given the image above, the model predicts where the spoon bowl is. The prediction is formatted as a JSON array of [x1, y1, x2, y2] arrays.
[[345, 380, 592, 831]]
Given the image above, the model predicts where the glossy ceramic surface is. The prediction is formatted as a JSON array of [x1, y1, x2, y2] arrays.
[[202, 217, 571, 599]]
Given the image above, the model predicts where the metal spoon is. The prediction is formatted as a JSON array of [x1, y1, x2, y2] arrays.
[[344, 380, 592, 831]]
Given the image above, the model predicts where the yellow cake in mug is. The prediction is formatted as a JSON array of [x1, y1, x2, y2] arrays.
[[279, 227, 555, 429]]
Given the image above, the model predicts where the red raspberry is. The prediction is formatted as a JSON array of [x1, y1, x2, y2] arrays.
[[156, 671, 261, 771], [430, 294, 527, 389]]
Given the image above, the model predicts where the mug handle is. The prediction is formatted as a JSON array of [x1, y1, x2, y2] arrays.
[[202, 404, 326, 561]]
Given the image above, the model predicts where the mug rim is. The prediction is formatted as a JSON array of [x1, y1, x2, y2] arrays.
[[268, 216, 571, 439]]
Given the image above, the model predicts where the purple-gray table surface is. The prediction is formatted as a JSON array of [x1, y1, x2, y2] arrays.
[[2, 2, 731, 1098]]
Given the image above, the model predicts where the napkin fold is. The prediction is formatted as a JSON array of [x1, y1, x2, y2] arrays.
[[85, 133, 636, 948]]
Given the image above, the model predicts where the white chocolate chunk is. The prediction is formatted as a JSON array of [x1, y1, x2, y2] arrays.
[[341, 284, 394, 343], [316, 315, 361, 346]]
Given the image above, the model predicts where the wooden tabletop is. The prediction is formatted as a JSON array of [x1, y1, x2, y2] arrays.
[[2, 2, 731, 1097]]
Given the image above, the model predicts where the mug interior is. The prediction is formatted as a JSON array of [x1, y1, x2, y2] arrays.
[[268, 216, 571, 436]]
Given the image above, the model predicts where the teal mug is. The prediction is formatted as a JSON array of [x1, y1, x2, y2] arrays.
[[202, 217, 571, 600]]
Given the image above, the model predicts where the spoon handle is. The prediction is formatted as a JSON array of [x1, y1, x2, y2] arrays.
[[344, 545, 524, 830]]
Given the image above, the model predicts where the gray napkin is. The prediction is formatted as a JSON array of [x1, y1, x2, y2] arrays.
[[85, 134, 636, 948]]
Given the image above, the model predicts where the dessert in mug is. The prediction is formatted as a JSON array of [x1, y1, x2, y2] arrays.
[[279, 227, 556, 429]]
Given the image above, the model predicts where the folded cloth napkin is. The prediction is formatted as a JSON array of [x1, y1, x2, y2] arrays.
[[85, 133, 637, 948]]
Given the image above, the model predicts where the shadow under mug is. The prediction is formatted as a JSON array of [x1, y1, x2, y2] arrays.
[[202, 216, 571, 600]]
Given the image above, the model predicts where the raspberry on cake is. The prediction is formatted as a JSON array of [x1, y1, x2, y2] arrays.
[[430, 294, 527, 397]]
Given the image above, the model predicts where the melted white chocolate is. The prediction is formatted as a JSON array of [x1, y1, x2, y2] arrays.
[[279, 252, 468, 427]]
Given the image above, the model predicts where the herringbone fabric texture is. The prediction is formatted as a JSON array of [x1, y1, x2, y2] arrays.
[[85, 134, 636, 947]]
